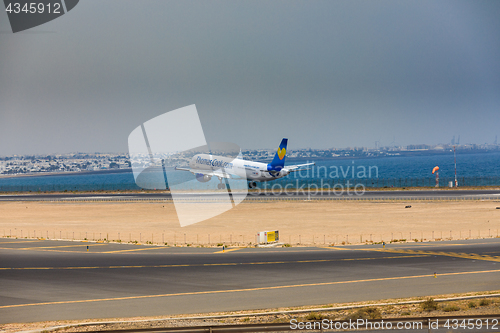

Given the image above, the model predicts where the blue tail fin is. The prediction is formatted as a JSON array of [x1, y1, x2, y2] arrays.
[[268, 138, 287, 171]]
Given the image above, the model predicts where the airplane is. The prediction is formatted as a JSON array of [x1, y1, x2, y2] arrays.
[[175, 138, 314, 189]]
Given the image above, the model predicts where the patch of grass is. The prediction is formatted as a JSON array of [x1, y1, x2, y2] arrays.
[[272, 317, 289, 323], [241, 317, 250, 322], [400, 311, 411, 316], [390, 239, 407, 243], [346, 307, 382, 320], [217, 243, 224, 247], [282, 243, 292, 247], [468, 301, 477, 308], [479, 299, 491, 306], [442, 305, 460, 312], [306, 312, 327, 321], [421, 298, 438, 312]]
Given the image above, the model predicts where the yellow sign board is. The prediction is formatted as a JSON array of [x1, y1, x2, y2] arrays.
[[267, 230, 279, 243]]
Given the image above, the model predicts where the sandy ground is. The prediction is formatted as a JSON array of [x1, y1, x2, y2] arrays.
[[1, 200, 499, 245]]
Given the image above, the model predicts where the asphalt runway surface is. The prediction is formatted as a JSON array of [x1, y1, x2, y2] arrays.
[[1, 238, 500, 323], [0, 189, 499, 201]]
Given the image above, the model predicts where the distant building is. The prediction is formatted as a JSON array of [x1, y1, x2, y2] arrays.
[[407, 144, 430, 150]]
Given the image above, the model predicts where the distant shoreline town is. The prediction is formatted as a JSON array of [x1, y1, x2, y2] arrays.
[[1, 143, 499, 176]]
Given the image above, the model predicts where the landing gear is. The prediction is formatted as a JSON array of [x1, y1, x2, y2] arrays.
[[248, 181, 257, 189], [217, 179, 226, 189]]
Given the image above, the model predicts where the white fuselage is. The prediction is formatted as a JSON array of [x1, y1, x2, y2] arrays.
[[189, 154, 289, 182]]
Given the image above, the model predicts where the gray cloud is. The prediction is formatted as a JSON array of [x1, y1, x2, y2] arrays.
[[1, 0, 499, 154]]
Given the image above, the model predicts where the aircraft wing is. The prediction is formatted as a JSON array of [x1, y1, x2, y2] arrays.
[[286, 162, 315, 172], [175, 167, 234, 179]]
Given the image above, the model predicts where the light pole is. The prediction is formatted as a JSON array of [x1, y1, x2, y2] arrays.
[[454, 146, 458, 187]]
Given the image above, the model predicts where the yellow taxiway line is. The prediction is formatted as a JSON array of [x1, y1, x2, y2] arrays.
[[0, 243, 108, 253], [0, 254, 427, 271], [213, 248, 243, 254], [102, 247, 170, 254], [2, 268, 500, 309], [372, 249, 500, 263], [0, 240, 42, 244], [320, 246, 351, 250], [0, 244, 107, 250], [320, 243, 500, 263]]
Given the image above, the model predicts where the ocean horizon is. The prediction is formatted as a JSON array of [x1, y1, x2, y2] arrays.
[[1, 151, 499, 191]]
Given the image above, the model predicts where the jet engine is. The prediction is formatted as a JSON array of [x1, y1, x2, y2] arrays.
[[196, 173, 212, 182], [280, 169, 290, 176], [269, 169, 289, 177]]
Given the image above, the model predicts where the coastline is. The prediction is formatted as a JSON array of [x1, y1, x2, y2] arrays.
[[0, 168, 133, 179]]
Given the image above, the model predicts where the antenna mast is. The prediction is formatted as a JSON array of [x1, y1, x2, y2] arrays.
[[454, 146, 458, 187]]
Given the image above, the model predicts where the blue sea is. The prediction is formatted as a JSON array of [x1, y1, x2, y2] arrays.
[[1, 152, 499, 191]]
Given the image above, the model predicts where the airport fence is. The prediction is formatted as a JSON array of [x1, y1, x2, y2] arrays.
[[2, 228, 499, 246], [259, 176, 500, 189], [1, 176, 500, 192]]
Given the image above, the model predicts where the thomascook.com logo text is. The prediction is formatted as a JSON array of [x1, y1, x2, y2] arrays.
[[3, 0, 79, 33]]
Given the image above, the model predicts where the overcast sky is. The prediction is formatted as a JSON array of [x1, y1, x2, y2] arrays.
[[1, 0, 499, 155]]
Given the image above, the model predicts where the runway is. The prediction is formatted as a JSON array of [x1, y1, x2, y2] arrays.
[[0, 189, 499, 201], [1, 238, 500, 323]]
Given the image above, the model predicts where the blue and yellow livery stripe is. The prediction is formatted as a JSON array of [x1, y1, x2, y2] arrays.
[[269, 138, 288, 170]]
